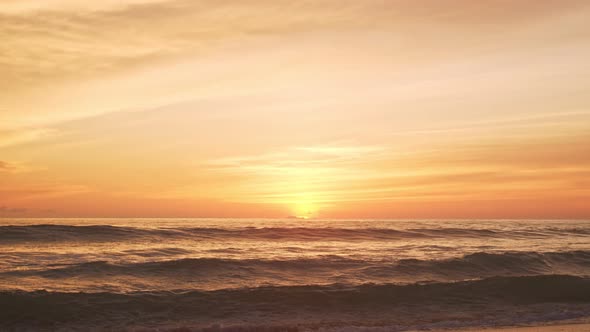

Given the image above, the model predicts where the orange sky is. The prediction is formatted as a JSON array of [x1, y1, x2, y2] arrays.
[[1, 0, 589, 218]]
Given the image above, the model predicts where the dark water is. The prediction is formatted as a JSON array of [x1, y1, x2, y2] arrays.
[[1, 219, 589, 331]]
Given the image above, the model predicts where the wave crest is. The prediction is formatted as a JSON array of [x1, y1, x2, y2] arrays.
[[2, 224, 588, 243], [2, 275, 589, 330], [3, 251, 589, 292]]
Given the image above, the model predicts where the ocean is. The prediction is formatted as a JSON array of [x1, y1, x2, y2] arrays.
[[1, 219, 589, 331]]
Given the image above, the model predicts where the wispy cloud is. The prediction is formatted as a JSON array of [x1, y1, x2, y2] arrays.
[[0, 183, 90, 202], [0, 160, 32, 173], [0, 127, 58, 148], [2, 0, 588, 127], [0, 206, 28, 214], [197, 130, 590, 210]]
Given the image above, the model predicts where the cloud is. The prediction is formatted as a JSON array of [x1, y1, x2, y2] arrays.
[[1, 0, 583, 84], [1, 0, 376, 89], [0, 160, 27, 173], [0, 206, 28, 214], [0, 205, 58, 217], [0, 127, 58, 148], [0, 183, 90, 202], [0, 0, 586, 158], [196, 128, 590, 208], [0, 0, 166, 14]]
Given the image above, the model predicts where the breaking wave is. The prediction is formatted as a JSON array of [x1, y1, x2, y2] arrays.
[[2, 275, 590, 331], [3, 251, 590, 291], [1, 224, 587, 243]]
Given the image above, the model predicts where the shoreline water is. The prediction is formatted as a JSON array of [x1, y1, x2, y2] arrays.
[[3, 276, 590, 331], [434, 321, 590, 332], [1, 219, 589, 331]]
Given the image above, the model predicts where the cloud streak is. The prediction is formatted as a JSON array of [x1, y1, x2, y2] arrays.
[[1, 1, 588, 126]]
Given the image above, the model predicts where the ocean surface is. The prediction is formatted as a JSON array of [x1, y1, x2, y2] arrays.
[[1, 219, 590, 331]]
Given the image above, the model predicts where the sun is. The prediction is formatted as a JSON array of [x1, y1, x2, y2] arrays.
[[292, 196, 317, 219]]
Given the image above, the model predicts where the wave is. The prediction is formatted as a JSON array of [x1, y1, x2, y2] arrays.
[[391, 250, 590, 278], [2, 275, 590, 331], [0, 224, 171, 242], [1, 224, 588, 243], [3, 251, 590, 291]]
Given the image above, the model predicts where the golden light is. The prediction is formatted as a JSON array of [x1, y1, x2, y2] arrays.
[[291, 194, 317, 219]]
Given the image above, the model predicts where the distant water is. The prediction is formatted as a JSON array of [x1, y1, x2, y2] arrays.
[[1, 219, 590, 331]]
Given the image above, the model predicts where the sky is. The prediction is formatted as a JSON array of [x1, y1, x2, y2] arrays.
[[1, 0, 589, 218]]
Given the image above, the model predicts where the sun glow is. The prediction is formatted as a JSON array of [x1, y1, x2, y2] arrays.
[[292, 195, 317, 219]]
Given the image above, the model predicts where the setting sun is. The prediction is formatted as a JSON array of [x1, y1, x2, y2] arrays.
[[291, 195, 318, 219]]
